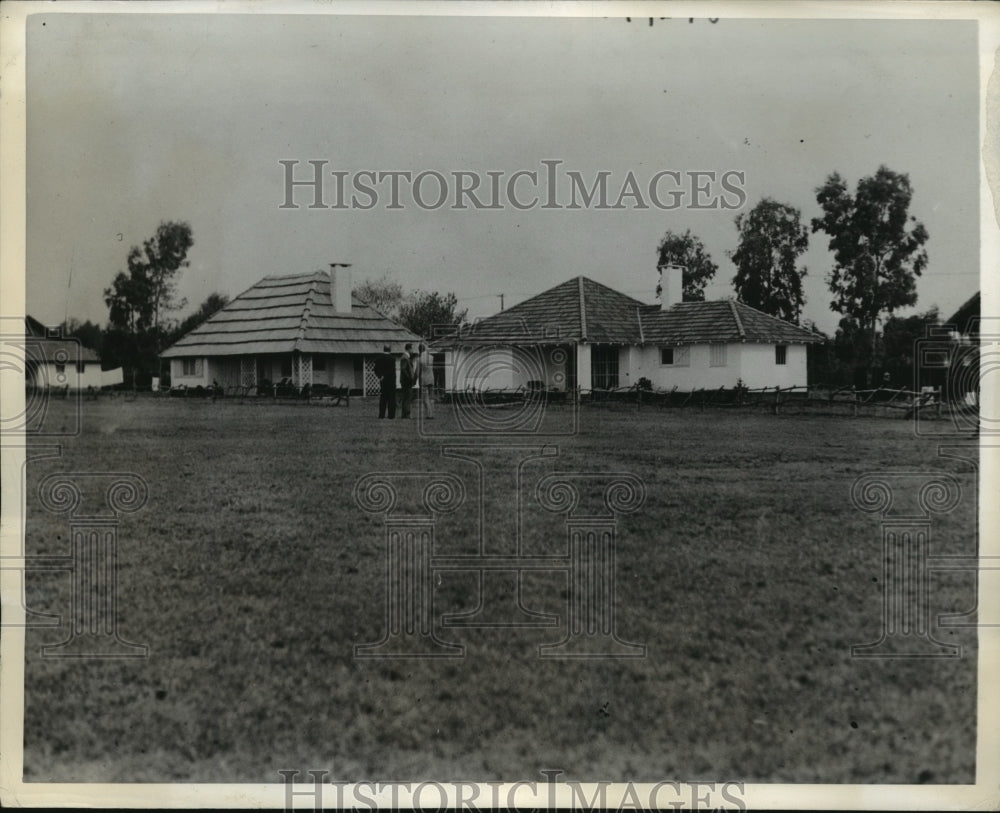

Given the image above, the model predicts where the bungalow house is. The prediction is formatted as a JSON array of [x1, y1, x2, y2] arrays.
[[161, 267, 420, 394], [23, 315, 107, 390], [434, 267, 821, 394]]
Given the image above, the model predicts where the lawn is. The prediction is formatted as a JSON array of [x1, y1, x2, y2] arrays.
[[20, 396, 978, 783]]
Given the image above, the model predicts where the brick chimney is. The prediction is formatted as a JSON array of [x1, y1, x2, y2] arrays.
[[329, 263, 352, 314], [658, 264, 684, 309]]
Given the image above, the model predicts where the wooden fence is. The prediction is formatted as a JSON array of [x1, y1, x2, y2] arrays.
[[441, 383, 950, 419]]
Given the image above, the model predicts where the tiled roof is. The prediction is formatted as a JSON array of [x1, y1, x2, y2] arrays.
[[435, 276, 820, 348], [643, 300, 821, 345], [162, 272, 420, 358]]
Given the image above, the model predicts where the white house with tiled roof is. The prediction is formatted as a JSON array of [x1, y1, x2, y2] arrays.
[[23, 315, 107, 391], [433, 267, 822, 393], [161, 267, 420, 394]]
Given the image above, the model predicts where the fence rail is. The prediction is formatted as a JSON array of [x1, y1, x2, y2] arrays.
[[440, 383, 953, 418]]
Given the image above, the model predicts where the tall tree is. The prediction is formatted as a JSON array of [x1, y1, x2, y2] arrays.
[[881, 306, 940, 390], [170, 293, 230, 343], [103, 220, 194, 384], [61, 318, 104, 354], [730, 198, 809, 323], [397, 291, 468, 339], [812, 166, 928, 384], [105, 221, 193, 336], [654, 229, 718, 302], [353, 274, 404, 319]]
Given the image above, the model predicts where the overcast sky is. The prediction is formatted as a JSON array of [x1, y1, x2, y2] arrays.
[[25, 12, 980, 334]]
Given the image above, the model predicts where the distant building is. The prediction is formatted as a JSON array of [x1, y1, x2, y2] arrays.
[[23, 315, 105, 390], [161, 267, 420, 394], [947, 291, 980, 340], [433, 269, 821, 394], [943, 291, 980, 404]]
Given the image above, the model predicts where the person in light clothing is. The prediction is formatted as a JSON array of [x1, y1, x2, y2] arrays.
[[417, 343, 435, 419]]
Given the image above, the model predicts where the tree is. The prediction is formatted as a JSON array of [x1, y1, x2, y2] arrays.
[[353, 274, 404, 319], [61, 318, 104, 354], [654, 229, 718, 301], [881, 306, 939, 390], [833, 316, 873, 389], [105, 221, 193, 336], [730, 198, 809, 323], [397, 291, 468, 339], [103, 220, 194, 384], [812, 166, 929, 384], [171, 293, 230, 343]]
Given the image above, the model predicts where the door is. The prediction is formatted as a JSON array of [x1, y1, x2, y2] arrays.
[[591, 345, 619, 390]]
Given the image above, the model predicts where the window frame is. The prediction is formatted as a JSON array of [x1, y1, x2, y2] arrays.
[[709, 344, 727, 368]]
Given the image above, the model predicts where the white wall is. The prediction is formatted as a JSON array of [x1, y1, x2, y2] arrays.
[[170, 357, 210, 386], [445, 341, 810, 392], [627, 342, 808, 390], [631, 344, 744, 390], [446, 347, 516, 390], [34, 361, 104, 390], [623, 343, 807, 392], [738, 343, 807, 388], [329, 356, 356, 388], [207, 357, 241, 389]]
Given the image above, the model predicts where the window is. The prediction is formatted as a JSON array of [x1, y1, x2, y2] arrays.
[[710, 344, 727, 367], [660, 347, 690, 367], [313, 355, 327, 371], [77, 361, 86, 373], [182, 359, 199, 376], [54, 363, 65, 374], [280, 357, 292, 378], [775, 345, 787, 365]]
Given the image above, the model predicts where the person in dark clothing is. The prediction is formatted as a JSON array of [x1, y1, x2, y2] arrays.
[[399, 343, 415, 418], [374, 345, 397, 419]]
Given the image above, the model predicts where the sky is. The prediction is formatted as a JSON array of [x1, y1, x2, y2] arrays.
[[25, 12, 981, 335]]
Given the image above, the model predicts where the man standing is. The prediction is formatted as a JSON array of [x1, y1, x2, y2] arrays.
[[374, 345, 396, 419], [399, 343, 415, 418], [417, 343, 435, 419]]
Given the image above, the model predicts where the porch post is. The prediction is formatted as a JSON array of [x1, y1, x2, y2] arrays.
[[577, 343, 592, 396]]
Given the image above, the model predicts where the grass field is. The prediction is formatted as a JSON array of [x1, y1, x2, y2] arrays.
[[20, 396, 978, 783]]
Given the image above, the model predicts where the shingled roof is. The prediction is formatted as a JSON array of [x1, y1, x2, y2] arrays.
[[643, 300, 822, 345], [162, 271, 420, 358], [437, 276, 820, 348]]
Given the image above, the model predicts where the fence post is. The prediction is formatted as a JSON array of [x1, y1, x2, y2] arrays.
[[852, 387, 858, 417], [773, 385, 780, 415]]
